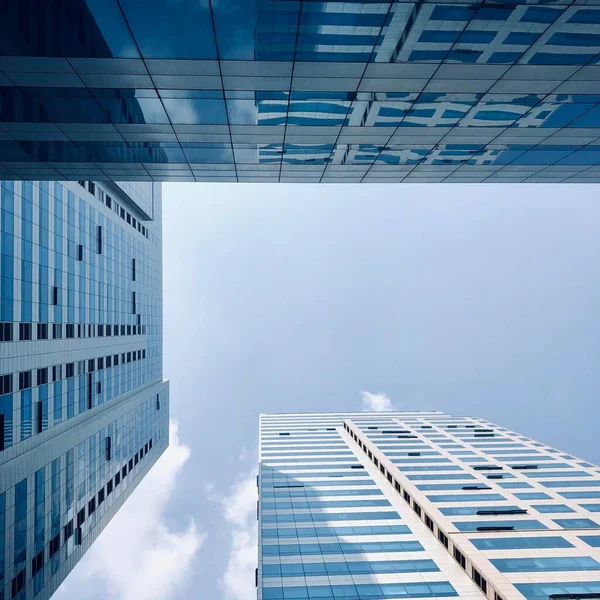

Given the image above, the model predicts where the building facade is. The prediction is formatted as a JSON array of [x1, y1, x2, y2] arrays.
[[0, 180, 169, 600], [259, 412, 600, 600], [0, 0, 599, 182]]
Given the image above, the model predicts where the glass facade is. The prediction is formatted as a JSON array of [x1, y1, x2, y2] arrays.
[[0, 1, 600, 182], [0, 180, 169, 600], [259, 412, 600, 599]]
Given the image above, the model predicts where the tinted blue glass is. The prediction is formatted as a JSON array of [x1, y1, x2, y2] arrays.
[[516, 493, 551, 500], [440, 505, 521, 516], [533, 504, 575, 513], [580, 536, 600, 547], [428, 494, 506, 503], [517, 582, 600, 600], [492, 556, 600, 572], [553, 518, 600, 529], [581, 504, 600, 512], [471, 537, 573, 550], [454, 519, 547, 532], [119, 0, 217, 58]]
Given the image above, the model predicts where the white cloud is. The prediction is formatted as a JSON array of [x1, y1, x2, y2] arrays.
[[219, 471, 258, 600], [361, 391, 397, 412], [56, 420, 205, 600]]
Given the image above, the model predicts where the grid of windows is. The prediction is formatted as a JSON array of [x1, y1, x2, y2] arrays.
[[260, 412, 600, 600], [0, 180, 168, 600], [1, 3, 600, 183]]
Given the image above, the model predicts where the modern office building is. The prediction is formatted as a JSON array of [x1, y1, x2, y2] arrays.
[[0, 180, 169, 600], [259, 412, 600, 600], [0, 1, 600, 182]]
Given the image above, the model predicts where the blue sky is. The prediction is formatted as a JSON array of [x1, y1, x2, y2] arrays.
[[57, 182, 600, 600]]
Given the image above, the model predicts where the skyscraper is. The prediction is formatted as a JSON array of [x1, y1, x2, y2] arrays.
[[0, 0, 599, 182], [259, 412, 600, 600], [0, 180, 169, 600]]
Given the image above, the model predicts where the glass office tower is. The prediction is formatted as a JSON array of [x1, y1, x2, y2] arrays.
[[0, 0, 600, 182], [0, 180, 169, 600], [259, 412, 600, 600]]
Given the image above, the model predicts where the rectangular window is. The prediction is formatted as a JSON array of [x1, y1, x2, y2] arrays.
[[472, 568, 487, 594], [37, 323, 48, 339], [115, 472, 121, 486], [0, 322, 13, 341], [52, 286, 58, 305], [105, 436, 112, 461], [403, 491, 411, 503], [49, 533, 60, 558], [19, 322, 32, 340], [107, 480, 113, 495], [36, 368, 48, 386], [36, 401, 43, 433], [77, 508, 86, 527], [132, 258, 136, 281], [66, 363, 74, 378], [63, 519, 73, 542], [88, 181, 95, 196], [88, 497, 96, 515], [11, 568, 25, 598], [425, 515, 434, 531], [52, 323, 62, 339], [77, 244, 83, 261], [453, 547, 466, 569], [98, 487, 105, 505], [19, 370, 31, 390], [413, 503, 422, 517], [106, 195, 112, 209], [97, 225, 102, 254], [0, 374, 12, 395], [438, 530, 449, 548], [122, 465, 128, 478]]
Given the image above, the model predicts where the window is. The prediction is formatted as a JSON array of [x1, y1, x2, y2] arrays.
[[18, 370, 31, 390], [19, 322, 32, 340], [132, 258, 136, 281], [554, 518, 600, 529], [52, 323, 62, 339], [64, 519, 74, 542], [98, 488, 105, 505], [425, 515, 434, 531], [471, 536, 573, 551], [37, 323, 48, 339], [453, 547, 466, 569], [0, 374, 12, 395], [52, 365, 61, 381], [472, 568, 487, 593], [49, 533, 60, 557], [66, 363, 74, 378], [403, 491, 411, 503], [122, 465, 128, 478], [77, 244, 83, 261], [77, 508, 86, 527], [88, 497, 96, 515], [438, 530, 448, 548], [97, 225, 102, 254], [115, 472, 121, 486], [88, 181, 96, 195], [98, 357, 104, 370], [31, 549, 44, 576], [106, 436, 112, 461], [106, 195, 112, 208], [11, 568, 25, 598], [413, 503, 422, 517], [492, 556, 600, 573], [1, 322, 13, 341], [107, 480, 113, 495]]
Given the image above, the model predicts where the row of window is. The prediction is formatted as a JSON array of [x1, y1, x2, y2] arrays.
[[9, 436, 154, 600], [1, 349, 147, 397], [78, 181, 149, 239], [343, 421, 507, 600], [0, 321, 148, 342]]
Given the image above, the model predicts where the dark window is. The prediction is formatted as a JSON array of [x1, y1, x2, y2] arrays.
[[36, 401, 43, 433], [413, 503, 422, 517], [77, 244, 83, 261], [75, 526, 82, 546], [105, 195, 112, 209], [107, 480, 113, 495], [97, 381, 102, 395], [36, 368, 48, 386], [49, 532, 60, 558], [132, 258, 136, 281], [403, 491, 411, 503], [1, 322, 13, 341], [149, 439, 152, 450], [145, 442, 149, 453], [77, 508, 86, 527], [88, 181, 95, 195], [114, 354, 119, 366], [438, 530, 449, 548], [88, 497, 96, 515], [453, 547, 466, 569], [78, 181, 85, 188], [115, 472, 121, 486], [66, 363, 74, 378], [63, 519, 74, 542], [98, 324, 104, 337], [386, 472, 392, 483], [88, 359, 95, 372], [31, 549, 44, 576], [18, 370, 31, 390], [135, 453, 139, 465], [52, 323, 62, 339], [105, 436, 112, 461], [98, 488, 105, 505], [473, 569, 487, 594], [52, 286, 58, 305], [122, 465, 128, 478], [37, 323, 48, 339], [129, 458, 133, 471], [0, 374, 12, 395], [11, 568, 25, 598], [425, 515, 434, 531], [97, 225, 102, 254], [52, 365, 61, 382], [98, 357, 104, 370], [19, 322, 32, 340], [394, 480, 401, 492], [106, 356, 112, 368]]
